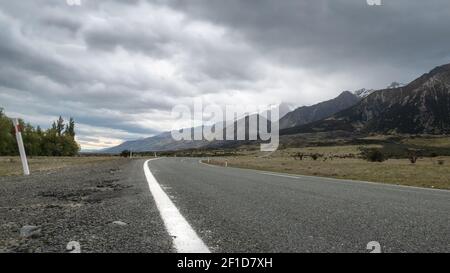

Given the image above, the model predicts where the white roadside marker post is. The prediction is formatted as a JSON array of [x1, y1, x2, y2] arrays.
[[12, 118, 30, 176]]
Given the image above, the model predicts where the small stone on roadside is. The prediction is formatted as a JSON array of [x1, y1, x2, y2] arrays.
[[112, 221, 128, 226], [20, 225, 42, 238]]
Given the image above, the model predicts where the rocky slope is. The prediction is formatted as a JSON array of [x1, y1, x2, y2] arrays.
[[282, 63, 450, 135], [279, 91, 361, 129], [104, 63, 450, 152], [101, 131, 209, 153]]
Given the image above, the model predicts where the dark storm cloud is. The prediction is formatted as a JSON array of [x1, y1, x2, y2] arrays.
[[0, 19, 82, 86], [1, 0, 449, 149], [161, 0, 450, 76], [41, 13, 83, 33]]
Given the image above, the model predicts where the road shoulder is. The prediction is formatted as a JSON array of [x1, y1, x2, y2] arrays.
[[0, 159, 173, 253]]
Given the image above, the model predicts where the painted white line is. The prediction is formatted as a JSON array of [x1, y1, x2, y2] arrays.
[[143, 159, 210, 253], [198, 159, 220, 168], [260, 172, 303, 180]]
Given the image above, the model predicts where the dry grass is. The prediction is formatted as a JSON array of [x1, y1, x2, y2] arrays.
[[276, 145, 381, 156], [0, 156, 119, 177], [401, 136, 450, 148], [206, 148, 450, 190]]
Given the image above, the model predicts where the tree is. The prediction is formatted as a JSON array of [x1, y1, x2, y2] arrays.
[[0, 108, 17, 155], [62, 117, 79, 156], [0, 109, 80, 156], [121, 150, 131, 158], [56, 116, 65, 136], [23, 122, 42, 156], [65, 117, 76, 137]]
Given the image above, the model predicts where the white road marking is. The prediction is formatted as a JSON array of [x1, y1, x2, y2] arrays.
[[260, 172, 302, 180], [198, 159, 220, 168], [143, 159, 210, 253]]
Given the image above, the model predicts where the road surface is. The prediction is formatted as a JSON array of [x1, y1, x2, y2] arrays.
[[1, 157, 448, 253], [0, 159, 173, 253], [147, 157, 450, 253]]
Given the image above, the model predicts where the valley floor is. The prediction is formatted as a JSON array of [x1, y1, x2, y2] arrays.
[[1, 156, 448, 252], [205, 147, 450, 190], [0, 156, 119, 177]]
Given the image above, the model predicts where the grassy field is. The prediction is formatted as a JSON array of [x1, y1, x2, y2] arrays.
[[205, 147, 450, 190], [401, 136, 450, 148], [0, 156, 120, 177]]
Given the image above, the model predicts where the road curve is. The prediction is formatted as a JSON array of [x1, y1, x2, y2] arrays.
[[147, 157, 450, 253]]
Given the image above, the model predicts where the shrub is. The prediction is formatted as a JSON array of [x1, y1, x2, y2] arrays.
[[407, 149, 420, 164], [438, 160, 445, 165], [120, 150, 131, 158], [361, 148, 387, 162], [408, 153, 418, 164], [310, 153, 322, 161], [292, 152, 304, 161]]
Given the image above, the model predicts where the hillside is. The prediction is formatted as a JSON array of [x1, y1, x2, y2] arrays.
[[104, 63, 450, 152], [101, 131, 209, 153], [102, 114, 272, 153], [282, 63, 450, 135], [279, 91, 361, 129]]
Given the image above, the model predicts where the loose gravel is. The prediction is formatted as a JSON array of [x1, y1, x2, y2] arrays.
[[0, 159, 173, 253]]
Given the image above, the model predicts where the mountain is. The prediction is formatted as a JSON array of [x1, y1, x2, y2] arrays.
[[104, 63, 450, 153], [353, 88, 375, 98], [101, 131, 210, 153], [282, 63, 450, 135], [279, 91, 361, 129], [102, 113, 273, 153], [103, 110, 269, 152], [103, 90, 358, 153]]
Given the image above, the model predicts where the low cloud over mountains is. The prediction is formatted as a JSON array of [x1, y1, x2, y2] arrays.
[[1, 1, 450, 149]]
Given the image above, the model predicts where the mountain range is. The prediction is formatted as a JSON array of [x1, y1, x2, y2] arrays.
[[102, 92, 361, 153], [279, 91, 361, 129], [102, 63, 450, 153], [282, 63, 450, 135]]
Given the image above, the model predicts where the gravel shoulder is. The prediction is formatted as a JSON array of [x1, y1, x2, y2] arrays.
[[0, 158, 173, 253]]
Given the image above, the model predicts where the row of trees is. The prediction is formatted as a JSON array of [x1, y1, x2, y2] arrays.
[[0, 108, 80, 156]]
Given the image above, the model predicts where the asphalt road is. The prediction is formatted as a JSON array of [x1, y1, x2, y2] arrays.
[[148, 157, 450, 253], [1, 157, 448, 253]]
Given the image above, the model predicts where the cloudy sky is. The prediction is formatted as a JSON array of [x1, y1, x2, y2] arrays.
[[1, 0, 449, 150]]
